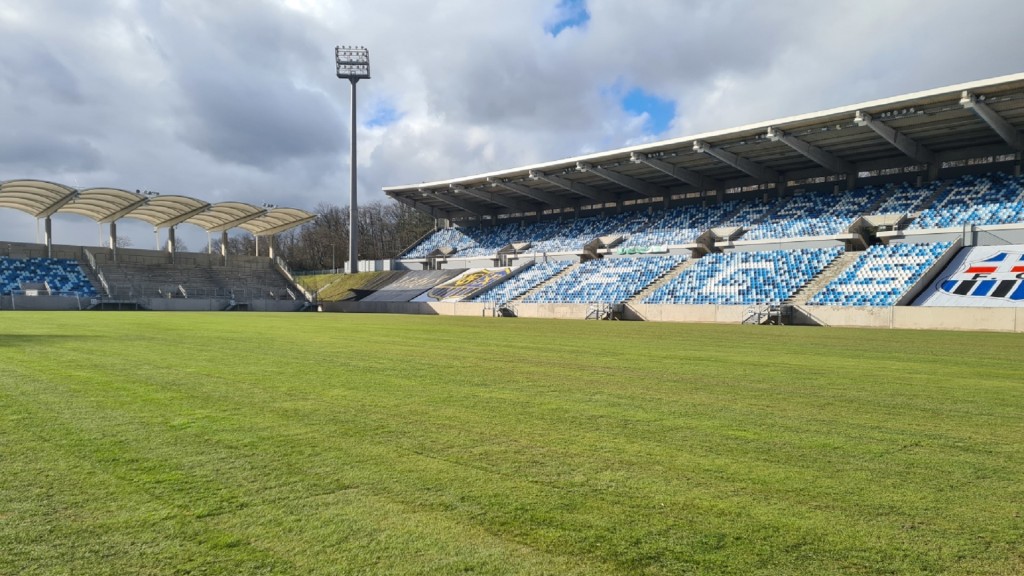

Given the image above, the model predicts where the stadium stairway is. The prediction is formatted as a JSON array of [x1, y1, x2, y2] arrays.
[[76, 258, 109, 298], [622, 255, 696, 305], [781, 250, 861, 326], [786, 250, 860, 306], [909, 181, 952, 220], [507, 260, 581, 305], [862, 190, 893, 216]]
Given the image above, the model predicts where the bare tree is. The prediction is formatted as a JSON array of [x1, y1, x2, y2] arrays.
[[208, 199, 434, 271]]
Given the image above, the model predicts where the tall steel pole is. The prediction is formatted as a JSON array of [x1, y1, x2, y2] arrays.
[[336, 46, 370, 274], [348, 78, 358, 273]]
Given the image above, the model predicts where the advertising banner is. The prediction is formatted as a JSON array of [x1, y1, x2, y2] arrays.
[[411, 268, 512, 302], [915, 245, 1024, 307]]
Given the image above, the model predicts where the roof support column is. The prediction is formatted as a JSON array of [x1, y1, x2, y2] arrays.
[[109, 221, 117, 262], [960, 91, 1023, 150], [452, 184, 532, 213], [630, 152, 718, 190], [487, 178, 571, 210], [268, 235, 275, 260], [692, 140, 779, 183], [529, 170, 617, 204], [766, 127, 855, 175], [221, 231, 229, 264], [44, 216, 52, 258], [855, 110, 938, 180], [167, 226, 176, 263], [577, 162, 668, 198]]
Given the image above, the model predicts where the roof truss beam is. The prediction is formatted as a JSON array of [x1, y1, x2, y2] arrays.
[[451, 184, 533, 212], [38, 191, 78, 218], [157, 204, 212, 228], [205, 210, 268, 233], [421, 189, 489, 217], [692, 140, 779, 182], [388, 193, 450, 219], [577, 162, 666, 198], [854, 110, 934, 163], [630, 152, 718, 190], [99, 197, 149, 223], [960, 91, 1023, 150], [487, 178, 572, 209], [252, 215, 317, 236], [766, 127, 855, 174], [529, 170, 616, 204]]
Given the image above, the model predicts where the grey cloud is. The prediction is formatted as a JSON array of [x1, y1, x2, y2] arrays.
[[2, 0, 1024, 249], [0, 133, 103, 174]]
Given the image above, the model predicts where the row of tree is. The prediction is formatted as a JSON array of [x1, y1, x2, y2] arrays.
[[212, 199, 437, 271]]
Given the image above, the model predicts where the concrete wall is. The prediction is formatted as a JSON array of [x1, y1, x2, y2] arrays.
[[137, 298, 305, 312], [0, 294, 85, 311], [326, 298, 1024, 332], [624, 303, 750, 323], [0, 240, 277, 270], [794, 305, 1024, 332]]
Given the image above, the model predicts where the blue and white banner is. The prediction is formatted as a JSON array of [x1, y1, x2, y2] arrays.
[[915, 245, 1024, 307]]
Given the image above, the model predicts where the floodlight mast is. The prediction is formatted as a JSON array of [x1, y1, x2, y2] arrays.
[[335, 45, 370, 273]]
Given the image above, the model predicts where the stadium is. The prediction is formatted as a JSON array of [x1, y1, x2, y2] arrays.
[[4, 74, 1024, 331], [2, 5, 1024, 574]]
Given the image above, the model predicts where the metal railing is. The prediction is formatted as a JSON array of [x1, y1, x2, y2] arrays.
[[82, 248, 112, 297]]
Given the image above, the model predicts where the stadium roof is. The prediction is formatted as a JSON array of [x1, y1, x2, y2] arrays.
[[0, 180, 77, 218], [0, 181, 314, 237], [385, 72, 1024, 220], [238, 207, 317, 236]]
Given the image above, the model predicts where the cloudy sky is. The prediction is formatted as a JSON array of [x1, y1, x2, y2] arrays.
[[2, 0, 1023, 249]]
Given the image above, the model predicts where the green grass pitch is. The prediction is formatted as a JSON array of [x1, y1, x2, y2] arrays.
[[1, 312, 1022, 575]]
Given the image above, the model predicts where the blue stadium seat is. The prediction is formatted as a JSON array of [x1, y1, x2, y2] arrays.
[[807, 242, 952, 307], [909, 173, 1024, 229], [471, 260, 574, 303], [524, 255, 685, 305], [0, 257, 98, 297], [644, 247, 842, 306]]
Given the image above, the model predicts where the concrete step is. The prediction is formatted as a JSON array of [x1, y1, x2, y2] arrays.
[[787, 250, 861, 305], [627, 257, 697, 304]]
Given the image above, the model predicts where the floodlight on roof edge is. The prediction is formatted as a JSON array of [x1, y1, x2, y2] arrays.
[[336, 45, 370, 273]]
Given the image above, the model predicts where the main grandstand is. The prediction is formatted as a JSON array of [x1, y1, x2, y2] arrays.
[[319, 72, 1024, 332]]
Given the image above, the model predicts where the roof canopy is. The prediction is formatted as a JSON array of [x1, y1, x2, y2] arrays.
[[238, 207, 316, 236], [0, 182, 314, 237], [385, 72, 1024, 220], [0, 180, 77, 218]]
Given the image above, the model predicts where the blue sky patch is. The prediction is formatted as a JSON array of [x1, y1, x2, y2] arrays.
[[546, 0, 590, 37], [622, 88, 675, 135], [366, 101, 402, 128]]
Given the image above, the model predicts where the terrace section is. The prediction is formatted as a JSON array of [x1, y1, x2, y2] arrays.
[[644, 247, 843, 306], [909, 173, 1024, 230], [808, 242, 955, 307], [523, 255, 686, 305], [470, 260, 575, 304], [96, 259, 299, 304], [740, 187, 886, 242], [0, 256, 98, 297]]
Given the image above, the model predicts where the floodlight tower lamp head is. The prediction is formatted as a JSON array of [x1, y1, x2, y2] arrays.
[[335, 45, 371, 81]]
